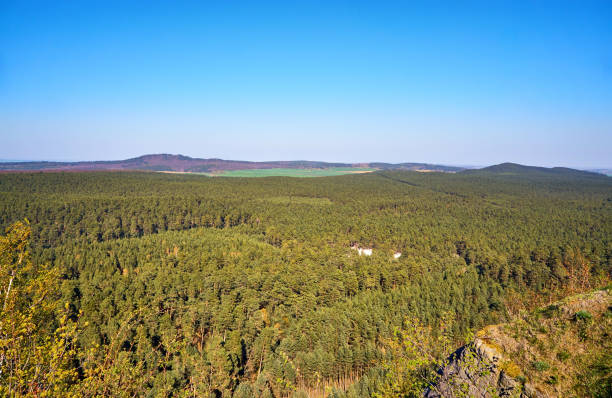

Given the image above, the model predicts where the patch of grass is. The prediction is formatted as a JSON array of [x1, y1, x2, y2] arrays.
[[574, 310, 594, 341], [539, 304, 561, 319], [557, 350, 571, 362], [574, 352, 612, 398], [574, 310, 593, 322], [546, 374, 559, 385], [533, 361, 550, 371]]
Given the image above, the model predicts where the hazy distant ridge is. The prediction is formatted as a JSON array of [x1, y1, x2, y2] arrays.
[[0, 154, 463, 173], [462, 162, 606, 177], [1, 156, 607, 176]]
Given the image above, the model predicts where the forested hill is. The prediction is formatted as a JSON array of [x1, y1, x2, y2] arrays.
[[0, 153, 463, 173], [0, 170, 610, 397], [462, 162, 607, 178]]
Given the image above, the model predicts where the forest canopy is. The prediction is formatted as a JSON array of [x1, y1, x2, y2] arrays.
[[0, 170, 610, 397]]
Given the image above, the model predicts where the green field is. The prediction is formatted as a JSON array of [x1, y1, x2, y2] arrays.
[[211, 167, 376, 177]]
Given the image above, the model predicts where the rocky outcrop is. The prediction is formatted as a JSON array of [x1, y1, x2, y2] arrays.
[[424, 337, 540, 398], [424, 289, 612, 398]]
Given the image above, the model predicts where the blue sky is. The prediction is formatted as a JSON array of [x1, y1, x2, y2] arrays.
[[1, 1, 611, 167]]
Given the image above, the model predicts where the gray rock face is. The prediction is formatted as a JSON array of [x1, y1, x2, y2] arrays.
[[424, 339, 541, 398]]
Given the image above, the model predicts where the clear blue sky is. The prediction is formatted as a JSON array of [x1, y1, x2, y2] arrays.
[[1, 1, 611, 167]]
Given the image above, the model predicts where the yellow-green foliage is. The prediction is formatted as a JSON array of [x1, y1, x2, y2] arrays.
[[374, 313, 455, 398], [0, 222, 169, 397], [0, 221, 80, 396]]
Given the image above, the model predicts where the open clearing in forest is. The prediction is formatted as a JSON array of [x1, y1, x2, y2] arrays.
[[258, 196, 333, 205], [211, 167, 376, 177]]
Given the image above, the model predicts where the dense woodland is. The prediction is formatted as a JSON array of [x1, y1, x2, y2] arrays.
[[0, 169, 610, 397]]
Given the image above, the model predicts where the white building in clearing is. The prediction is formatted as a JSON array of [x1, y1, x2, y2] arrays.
[[360, 248, 373, 256], [351, 244, 401, 259], [351, 244, 373, 256]]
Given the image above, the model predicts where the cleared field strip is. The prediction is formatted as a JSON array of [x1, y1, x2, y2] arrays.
[[211, 167, 376, 177]]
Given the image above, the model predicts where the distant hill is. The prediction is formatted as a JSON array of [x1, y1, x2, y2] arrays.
[[588, 168, 612, 176], [4, 157, 605, 177], [463, 162, 606, 178], [0, 154, 462, 173], [369, 162, 462, 172]]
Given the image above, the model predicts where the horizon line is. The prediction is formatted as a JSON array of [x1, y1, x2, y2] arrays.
[[1, 154, 611, 171]]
